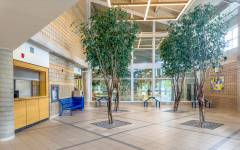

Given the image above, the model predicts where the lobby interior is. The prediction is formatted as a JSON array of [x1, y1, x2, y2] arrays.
[[0, 0, 240, 150]]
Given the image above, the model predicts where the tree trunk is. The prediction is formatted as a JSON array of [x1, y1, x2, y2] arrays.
[[194, 70, 206, 127], [107, 90, 113, 124], [114, 88, 119, 112], [197, 85, 205, 127], [173, 94, 181, 112], [173, 75, 185, 112], [114, 80, 120, 112], [105, 79, 114, 124]]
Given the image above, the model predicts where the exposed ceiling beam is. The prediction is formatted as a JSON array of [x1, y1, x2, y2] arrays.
[[140, 45, 153, 46], [138, 32, 168, 38], [160, 6, 181, 13], [144, 0, 152, 20], [134, 48, 153, 50], [129, 17, 177, 21], [155, 6, 179, 16], [107, 0, 111, 7], [112, 1, 187, 7], [90, 0, 154, 20], [137, 38, 141, 48], [176, 0, 193, 20], [91, 0, 170, 24]]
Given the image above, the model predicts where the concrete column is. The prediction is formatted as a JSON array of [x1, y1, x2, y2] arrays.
[[237, 60, 240, 111], [0, 49, 14, 141], [152, 21, 156, 97], [237, 8, 240, 111], [82, 68, 92, 104], [131, 51, 134, 102]]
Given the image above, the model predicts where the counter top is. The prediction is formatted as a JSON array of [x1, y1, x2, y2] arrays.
[[14, 96, 48, 101]]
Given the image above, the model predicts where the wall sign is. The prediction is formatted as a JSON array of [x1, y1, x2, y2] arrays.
[[13, 42, 49, 68], [210, 76, 224, 91], [51, 85, 59, 102]]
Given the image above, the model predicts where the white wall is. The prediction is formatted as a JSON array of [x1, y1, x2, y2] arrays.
[[13, 42, 49, 68]]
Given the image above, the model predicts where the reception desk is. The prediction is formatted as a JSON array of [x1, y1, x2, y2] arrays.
[[14, 60, 49, 130], [14, 96, 49, 129]]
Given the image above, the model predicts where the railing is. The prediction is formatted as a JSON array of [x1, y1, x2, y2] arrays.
[[143, 97, 161, 108]]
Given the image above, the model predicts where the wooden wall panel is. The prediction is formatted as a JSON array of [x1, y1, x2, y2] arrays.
[[39, 98, 49, 120], [26, 98, 40, 125], [14, 100, 27, 129], [14, 58, 50, 129]]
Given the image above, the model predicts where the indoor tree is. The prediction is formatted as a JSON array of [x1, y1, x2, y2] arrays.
[[72, 8, 138, 123], [182, 4, 227, 125], [160, 22, 191, 112]]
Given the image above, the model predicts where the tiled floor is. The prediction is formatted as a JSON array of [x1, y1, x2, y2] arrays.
[[1, 104, 240, 150]]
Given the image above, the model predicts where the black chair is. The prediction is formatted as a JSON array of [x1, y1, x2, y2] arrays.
[[191, 98, 214, 108], [95, 97, 108, 107]]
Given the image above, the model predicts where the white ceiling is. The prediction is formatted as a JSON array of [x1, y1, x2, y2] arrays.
[[0, 0, 78, 50]]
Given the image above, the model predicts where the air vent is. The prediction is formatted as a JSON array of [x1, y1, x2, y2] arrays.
[[30, 47, 34, 54]]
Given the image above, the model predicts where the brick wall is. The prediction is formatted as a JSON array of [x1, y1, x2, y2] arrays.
[[49, 54, 75, 117], [32, 0, 87, 67], [204, 62, 238, 109]]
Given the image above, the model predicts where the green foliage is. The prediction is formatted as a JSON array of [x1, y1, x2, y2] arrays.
[[160, 22, 191, 78], [159, 4, 227, 112], [160, 4, 227, 80], [182, 4, 227, 71], [73, 8, 139, 81], [72, 8, 138, 123]]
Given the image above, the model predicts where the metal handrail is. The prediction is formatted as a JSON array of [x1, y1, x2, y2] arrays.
[[95, 96, 117, 107], [143, 97, 161, 108]]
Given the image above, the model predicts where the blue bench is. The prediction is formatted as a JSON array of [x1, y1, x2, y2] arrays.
[[59, 96, 84, 116]]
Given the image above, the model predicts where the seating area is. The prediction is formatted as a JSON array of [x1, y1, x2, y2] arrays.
[[0, 0, 240, 150], [191, 98, 215, 109], [143, 97, 161, 108], [1, 104, 240, 150], [59, 96, 84, 116], [94, 97, 109, 107]]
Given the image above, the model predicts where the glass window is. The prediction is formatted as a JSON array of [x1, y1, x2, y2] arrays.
[[92, 79, 131, 101], [155, 79, 173, 102], [155, 49, 162, 63], [134, 50, 152, 63], [119, 79, 131, 101], [134, 69, 152, 78], [92, 80, 107, 97], [14, 67, 40, 98], [155, 68, 166, 78], [224, 25, 238, 51], [134, 79, 152, 101]]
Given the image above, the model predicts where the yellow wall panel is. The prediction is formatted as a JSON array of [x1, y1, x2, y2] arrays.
[[39, 98, 49, 120], [26, 98, 40, 125], [14, 100, 27, 129], [14, 60, 49, 129]]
